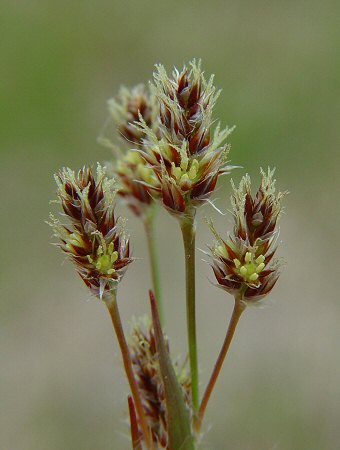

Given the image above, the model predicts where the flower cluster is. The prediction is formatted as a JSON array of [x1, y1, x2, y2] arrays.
[[108, 84, 159, 145], [136, 60, 235, 216], [48, 165, 132, 299], [48, 59, 288, 450], [105, 84, 160, 217], [129, 317, 191, 449], [209, 168, 286, 302]]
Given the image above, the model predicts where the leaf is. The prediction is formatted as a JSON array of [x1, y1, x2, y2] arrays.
[[128, 396, 143, 450], [149, 291, 195, 450]]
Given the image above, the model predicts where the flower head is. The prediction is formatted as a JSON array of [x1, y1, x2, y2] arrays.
[[114, 149, 160, 217], [154, 59, 217, 154], [129, 317, 191, 448], [48, 165, 132, 299], [105, 85, 161, 217], [231, 168, 286, 245], [135, 60, 235, 216], [107, 84, 159, 145], [209, 168, 286, 302]]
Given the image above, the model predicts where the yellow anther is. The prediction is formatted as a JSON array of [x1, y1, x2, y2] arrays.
[[188, 159, 199, 180], [245, 252, 252, 263], [110, 251, 118, 263], [240, 266, 247, 276], [95, 254, 116, 274], [96, 258, 104, 270], [171, 163, 182, 180], [256, 255, 265, 264], [249, 273, 259, 281], [233, 258, 241, 268], [235, 252, 265, 283], [88, 242, 118, 275], [256, 262, 265, 273], [180, 154, 189, 172]]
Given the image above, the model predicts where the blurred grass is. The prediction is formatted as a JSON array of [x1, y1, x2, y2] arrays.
[[1, 0, 339, 449]]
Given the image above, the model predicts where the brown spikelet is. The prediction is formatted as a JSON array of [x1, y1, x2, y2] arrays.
[[108, 84, 158, 145], [208, 168, 286, 302], [155, 60, 215, 155], [134, 60, 235, 216], [48, 165, 132, 299], [129, 317, 192, 449], [114, 150, 160, 217], [106, 85, 161, 217]]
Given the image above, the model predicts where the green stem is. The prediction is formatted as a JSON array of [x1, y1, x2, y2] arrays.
[[105, 291, 153, 450], [195, 293, 246, 432], [180, 207, 199, 414], [144, 206, 164, 326]]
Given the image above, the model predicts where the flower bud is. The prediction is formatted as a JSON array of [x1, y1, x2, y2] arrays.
[[106, 85, 161, 217], [108, 84, 158, 145], [208, 168, 286, 302], [129, 317, 192, 448], [48, 165, 132, 299], [231, 167, 286, 245], [114, 149, 160, 217], [136, 60, 235, 216]]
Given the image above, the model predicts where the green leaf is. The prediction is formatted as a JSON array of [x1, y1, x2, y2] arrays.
[[149, 291, 195, 450]]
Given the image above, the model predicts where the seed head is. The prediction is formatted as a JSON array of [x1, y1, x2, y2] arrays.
[[208, 168, 286, 302], [48, 165, 132, 299], [106, 85, 161, 217], [129, 317, 191, 448], [154, 59, 217, 154], [107, 84, 159, 145], [135, 60, 235, 216], [114, 149, 160, 217], [231, 167, 286, 245]]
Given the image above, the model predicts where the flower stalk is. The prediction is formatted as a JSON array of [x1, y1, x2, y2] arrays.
[[195, 292, 246, 432], [180, 206, 199, 414], [144, 205, 164, 326], [105, 291, 153, 449]]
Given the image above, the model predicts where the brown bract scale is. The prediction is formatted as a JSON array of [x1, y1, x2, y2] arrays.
[[48, 165, 132, 299], [135, 60, 235, 216], [129, 317, 192, 449], [209, 168, 286, 302]]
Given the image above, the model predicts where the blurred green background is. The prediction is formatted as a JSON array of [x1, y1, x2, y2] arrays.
[[1, 0, 339, 449]]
